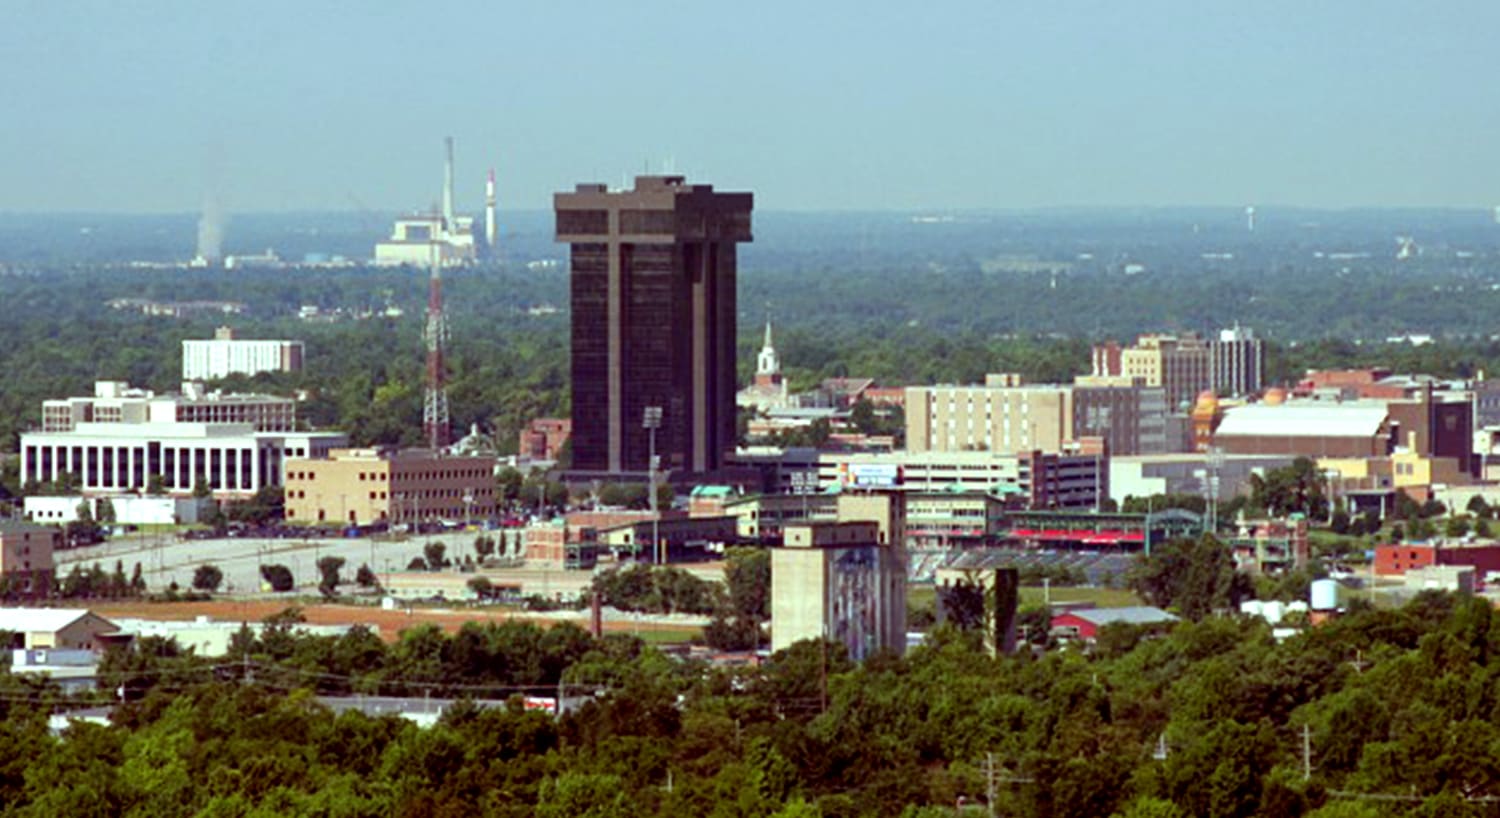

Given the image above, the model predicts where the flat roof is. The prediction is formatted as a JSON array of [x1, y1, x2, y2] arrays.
[[1215, 404, 1388, 438], [1060, 606, 1178, 626]]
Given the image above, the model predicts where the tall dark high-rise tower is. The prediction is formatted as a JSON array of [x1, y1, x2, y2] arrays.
[[556, 175, 753, 476]]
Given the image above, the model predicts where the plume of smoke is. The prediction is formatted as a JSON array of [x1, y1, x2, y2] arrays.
[[196, 193, 226, 261]]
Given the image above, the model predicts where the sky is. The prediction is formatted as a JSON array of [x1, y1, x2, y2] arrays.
[[3, 1, 1499, 213]]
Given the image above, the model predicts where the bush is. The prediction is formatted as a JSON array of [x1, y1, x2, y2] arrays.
[[192, 564, 223, 593], [260, 563, 294, 593]]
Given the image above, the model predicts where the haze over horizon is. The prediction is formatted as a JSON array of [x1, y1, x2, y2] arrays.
[[4, 1, 1499, 214]]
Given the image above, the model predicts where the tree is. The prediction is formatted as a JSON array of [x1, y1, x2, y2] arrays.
[[1129, 534, 1252, 620], [936, 576, 987, 630], [317, 556, 345, 596], [191, 564, 223, 593], [1445, 516, 1471, 539], [355, 563, 379, 589], [474, 535, 496, 561], [423, 542, 448, 571], [468, 576, 493, 600], [496, 467, 524, 505], [707, 547, 770, 650], [66, 501, 103, 547], [260, 563, 294, 593], [95, 497, 116, 525], [227, 485, 284, 526], [1248, 457, 1327, 517]]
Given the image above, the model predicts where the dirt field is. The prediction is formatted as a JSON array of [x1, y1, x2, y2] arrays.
[[89, 600, 703, 643]]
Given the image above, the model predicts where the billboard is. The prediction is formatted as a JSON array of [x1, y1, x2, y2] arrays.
[[841, 463, 902, 488]]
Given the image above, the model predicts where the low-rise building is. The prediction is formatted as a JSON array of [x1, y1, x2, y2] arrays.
[[0, 608, 118, 650], [518, 418, 572, 463], [182, 327, 304, 381], [1050, 606, 1178, 641], [1375, 542, 1500, 580], [1109, 453, 1295, 505], [283, 448, 497, 526], [25, 495, 212, 526], [21, 423, 345, 501], [0, 521, 58, 596], [42, 380, 297, 433]]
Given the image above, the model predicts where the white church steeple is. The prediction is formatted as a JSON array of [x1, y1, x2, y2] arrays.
[[757, 316, 780, 378]]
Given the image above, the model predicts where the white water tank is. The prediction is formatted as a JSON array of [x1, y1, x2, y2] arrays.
[[1311, 579, 1339, 611], [1263, 601, 1286, 625], [1239, 600, 1264, 618]]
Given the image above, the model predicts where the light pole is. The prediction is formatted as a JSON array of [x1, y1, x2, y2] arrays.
[[1323, 468, 1340, 526], [643, 406, 663, 565]]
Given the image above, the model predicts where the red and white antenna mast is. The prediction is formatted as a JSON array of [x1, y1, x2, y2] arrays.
[[423, 246, 451, 449]]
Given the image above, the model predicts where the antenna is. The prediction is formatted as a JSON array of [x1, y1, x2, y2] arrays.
[[423, 245, 451, 449]]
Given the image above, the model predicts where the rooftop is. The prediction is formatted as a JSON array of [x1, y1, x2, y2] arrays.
[[1215, 403, 1389, 438], [1061, 606, 1179, 626], [0, 608, 110, 634]]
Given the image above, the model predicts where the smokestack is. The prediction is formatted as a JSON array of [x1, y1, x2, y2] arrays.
[[443, 136, 455, 233], [485, 168, 497, 251], [195, 192, 225, 265]]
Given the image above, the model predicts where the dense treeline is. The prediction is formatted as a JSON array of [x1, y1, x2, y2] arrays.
[[4, 591, 1500, 816], [8, 258, 1500, 453]]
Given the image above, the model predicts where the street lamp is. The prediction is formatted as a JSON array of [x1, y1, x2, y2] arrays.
[[1323, 468, 1341, 525], [643, 406, 663, 565]]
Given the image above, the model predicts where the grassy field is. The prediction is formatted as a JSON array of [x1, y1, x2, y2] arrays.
[[909, 584, 1141, 612]]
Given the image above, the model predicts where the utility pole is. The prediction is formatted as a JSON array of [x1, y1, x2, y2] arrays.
[[820, 626, 828, 714], [1303, 723, 1312, 781], [985, 752, 997, 818]]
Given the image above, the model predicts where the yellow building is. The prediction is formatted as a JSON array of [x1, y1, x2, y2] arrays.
[[1120, 334, 1211, 410], [283, 448, 497, 525]]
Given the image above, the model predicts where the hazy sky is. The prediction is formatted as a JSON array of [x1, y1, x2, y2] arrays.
[[4, 1, 1498, 213]]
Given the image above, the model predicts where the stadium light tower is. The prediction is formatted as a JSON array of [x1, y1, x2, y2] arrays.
[[643, 406, 663, 564]]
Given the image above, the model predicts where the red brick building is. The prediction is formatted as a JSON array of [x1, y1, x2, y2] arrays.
[[1374, 543, 1500, 579], [519, 418, 572, 462]]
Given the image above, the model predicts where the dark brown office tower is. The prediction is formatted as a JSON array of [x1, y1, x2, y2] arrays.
[[556, 175, 753, 477]]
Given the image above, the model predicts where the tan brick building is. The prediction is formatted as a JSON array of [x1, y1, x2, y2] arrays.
[[283, 448, 496, 526], [0, 521, 57, 596]]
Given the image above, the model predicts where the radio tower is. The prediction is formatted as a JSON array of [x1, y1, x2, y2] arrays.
[[423, 248, 451, 449]]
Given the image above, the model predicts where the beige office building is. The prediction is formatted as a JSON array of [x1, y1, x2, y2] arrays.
[[906, 381, 1071, 454], [906, 377, 1166, 456], [284, 448, 497, 526]]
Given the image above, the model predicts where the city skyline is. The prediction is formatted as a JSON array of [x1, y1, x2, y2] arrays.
[[4, 1, 1500, 213]]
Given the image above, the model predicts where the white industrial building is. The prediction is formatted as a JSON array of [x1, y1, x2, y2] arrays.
[[24, 495, 213, 526], [20, 424, 345, 500], [373, 137, 481, 266], [43, 381, 296, 433], [1108, 453, 1296, 506], [19, 424, 346, 500], [24, 379, 342, 500], [182, 327, 304, 381]]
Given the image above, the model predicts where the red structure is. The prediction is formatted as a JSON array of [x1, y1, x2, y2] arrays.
[[519, 418, 572, 461], [1374, 543, 1500, 579]]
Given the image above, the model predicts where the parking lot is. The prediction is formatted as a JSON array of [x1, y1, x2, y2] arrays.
[[59, 529, 502, 595]]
